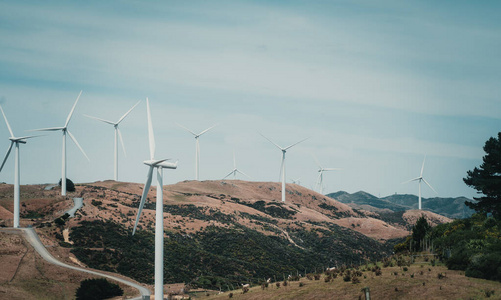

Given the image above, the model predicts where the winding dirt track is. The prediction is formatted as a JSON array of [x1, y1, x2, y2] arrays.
[[2, 227, 151, 300]]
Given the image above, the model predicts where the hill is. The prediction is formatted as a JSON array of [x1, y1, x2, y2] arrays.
[[0, 180, 452, 291], [327, 191, 475, 219]]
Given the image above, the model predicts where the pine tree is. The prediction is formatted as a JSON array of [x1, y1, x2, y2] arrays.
[[412, 215, 431, 251], [464, 132, 501, 218]]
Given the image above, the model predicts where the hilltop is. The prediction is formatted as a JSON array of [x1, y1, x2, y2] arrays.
[[0, 180, 452, 291], [327, 190, 475, 219]]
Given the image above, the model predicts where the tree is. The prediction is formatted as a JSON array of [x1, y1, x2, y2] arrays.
[[59, 178, 75, 192], [464, 132, 501, 218], [75, 278, 123, 300], [411, 215, 431, 251]]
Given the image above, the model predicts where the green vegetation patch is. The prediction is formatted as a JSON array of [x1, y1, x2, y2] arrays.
[[69, 220, 391, 290]]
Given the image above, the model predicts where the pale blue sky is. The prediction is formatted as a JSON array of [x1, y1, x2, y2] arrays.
[[0, 1, 499, 199]]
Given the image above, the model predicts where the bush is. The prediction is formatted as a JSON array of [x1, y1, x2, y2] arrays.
[[75, 278, 123, 300], [465, 252, 501, 281], [59, 178, 75, 192]]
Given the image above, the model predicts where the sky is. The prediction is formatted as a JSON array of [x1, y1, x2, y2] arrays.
[[0, 0, 499, 199]]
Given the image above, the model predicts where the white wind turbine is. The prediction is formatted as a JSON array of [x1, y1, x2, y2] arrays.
[[313, 155, 341, 195], [260, 133, 308, 202], [132, 98, 177, 300], [0, 105, 39, 228], [291, 178, 301, 185], [402, 155, 437, 210], [176, 123, 216, 181], [31, 91, 89, 196], [84, 101, 141, 181], [223, 151, 251, 180]]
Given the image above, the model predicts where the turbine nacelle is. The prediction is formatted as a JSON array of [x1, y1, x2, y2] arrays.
[[9, 138, 27, 144], [143, 159, 178, 169]]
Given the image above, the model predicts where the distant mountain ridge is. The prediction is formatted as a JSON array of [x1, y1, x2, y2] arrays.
[[327, 191, 475, 219]]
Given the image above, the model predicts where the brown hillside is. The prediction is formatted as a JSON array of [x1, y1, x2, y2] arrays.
[[0, 180, 451, 243]]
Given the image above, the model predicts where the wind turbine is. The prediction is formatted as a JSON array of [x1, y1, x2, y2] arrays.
[[223, 151, 251, 180], [31, 91, 89, 196], [402, 155, 437, 210], [0, 105, 38, 228], [313, 155, 341, 195], [176, 123, 216, 180], [260, 133, 308, 202], [84, 100, 141, 181], [132, 98, 177, 300], [291, 178, 301, 185]]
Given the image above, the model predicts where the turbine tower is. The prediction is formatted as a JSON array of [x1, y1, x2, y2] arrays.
[[223, 151, 251, 180], [313, 155, 341, 195], [0, 105, 38, 228], [176, 123, 216, 180], [260, 133, 308, 202], [32, 91, 89, 196], [132, 98, 177, 300], [84, 100, 141, 181], [402, 155, 437, 210]]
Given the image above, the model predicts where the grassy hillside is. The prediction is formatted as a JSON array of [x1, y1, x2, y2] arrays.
[[203, 258, 501, 300], [0, 180, 452, 292]]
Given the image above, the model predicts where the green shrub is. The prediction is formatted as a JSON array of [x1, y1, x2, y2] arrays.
[[75, 278, 123, 300]]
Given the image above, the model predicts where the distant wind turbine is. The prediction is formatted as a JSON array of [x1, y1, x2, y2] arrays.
[[223, 151, 251, 180], [313, 155, 341, 195], [0, 105, 39, 228], [84, 101, 141, 181], [291, 178, 301, 185], [176, 123, 216, 180], [402, 155, 437, 210], [31, 91, 89, 196], [260, 133, 308, 202], [132, 98, 177, 300]]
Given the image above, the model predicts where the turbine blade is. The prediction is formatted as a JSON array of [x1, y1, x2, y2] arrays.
[[422, 178, 438, 194], [64, 90, 82, 128], [323, 168, 342, 171], [316, 172, 322, 190], [223, 170, 234, 179], [117, 100, 141, 124], [117, 127, 127, 157], [236, 169, 252, 179], [0, 105, 14, 138], [0, 142, 14, 172], [132, 166, 154, 235], [146, 98, 155, 160], [420, 155, 426, 177], [284, 137, 309, 150], [84, 114, 115, 125], [198, 124, 217, 137], [29, 127, 64, 132], [67, 130, 90, 161], [176, 123, 197, 136], [401, 177, 421, 184], [14, 135, 41, 141], [259, 132, 283, 151]]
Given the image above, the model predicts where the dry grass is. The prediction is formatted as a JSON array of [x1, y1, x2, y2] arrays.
[[0, 230, 140, 300], [204, 264, 501, 300]]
